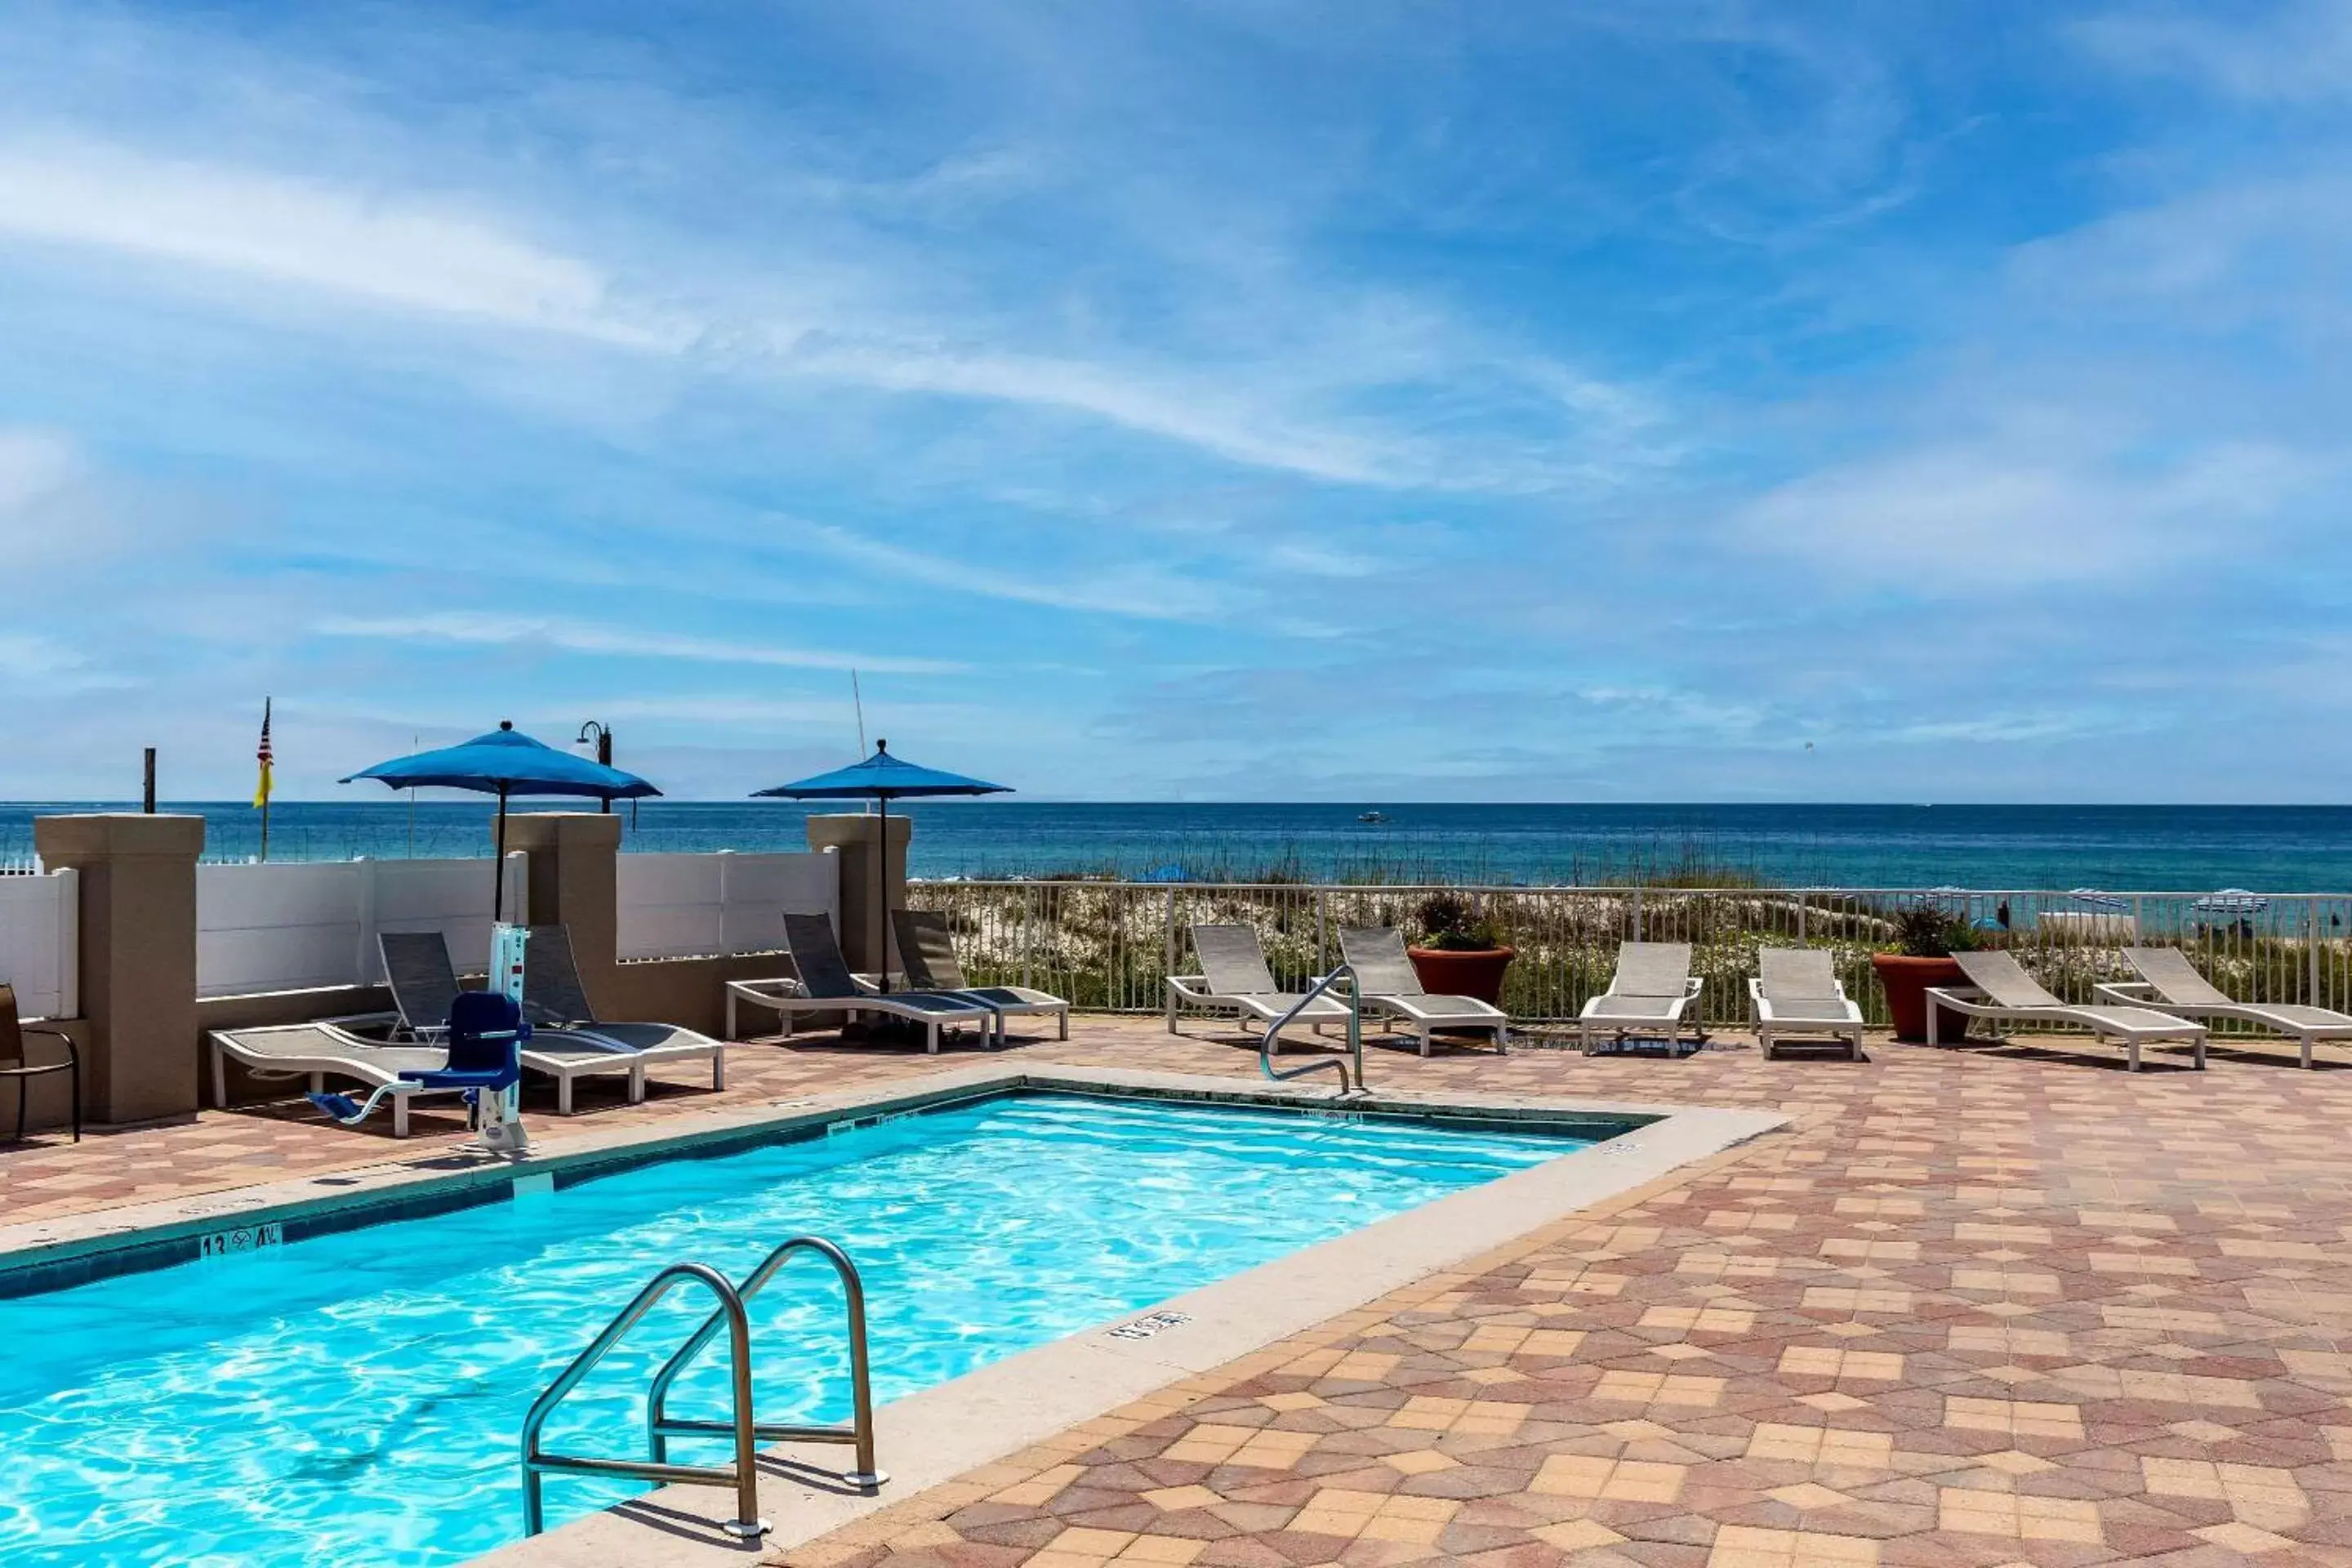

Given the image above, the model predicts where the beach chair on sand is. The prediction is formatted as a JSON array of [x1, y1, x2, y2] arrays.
[[1167, 924, 1352, 1045], [373, 931, 653, 1112], [1335, 927, 1508, 1057], [520, 925, 728, 1093], [726, 913, 1001, 1053], [1748, 947, 1864, 1061], [893, 908, 1070, 1040], [2098, 947, 2352, 1069], [1926, 950, 2206, 1071], [1578, 942, 1705, 1054]]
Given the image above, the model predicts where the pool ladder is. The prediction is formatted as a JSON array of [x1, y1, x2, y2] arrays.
[[1259, 962, 1370, 1097], [520, 1235, 887, 1540]]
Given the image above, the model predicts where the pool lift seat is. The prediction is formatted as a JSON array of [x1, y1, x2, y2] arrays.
[[521, 1236, 884, 1540], [308, 991, 533, 1155]]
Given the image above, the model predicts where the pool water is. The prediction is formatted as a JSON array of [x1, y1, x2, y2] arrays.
[[0, 1093, 1590, 1567]]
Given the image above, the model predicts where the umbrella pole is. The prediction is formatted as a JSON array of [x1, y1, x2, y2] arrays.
[[494, 783, 510, 924], [875, 794, 889, 994]]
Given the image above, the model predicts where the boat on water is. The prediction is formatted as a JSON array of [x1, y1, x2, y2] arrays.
[[1357, 809, 1389, 824]]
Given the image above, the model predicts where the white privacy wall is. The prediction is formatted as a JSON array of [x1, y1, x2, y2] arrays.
[[196, 855, 528, 999], [617, 850, 836, 960], [0, 871, 78, 1018]]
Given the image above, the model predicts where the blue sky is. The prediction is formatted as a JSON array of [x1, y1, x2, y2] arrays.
[[0, 1, 2343, 802]]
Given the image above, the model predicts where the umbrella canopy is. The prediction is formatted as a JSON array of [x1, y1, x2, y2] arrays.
[[754, 740, 1009, 992], [752, 740, 1008, 802], [343, 721, 659, 920], [343, 722, 661, 800]]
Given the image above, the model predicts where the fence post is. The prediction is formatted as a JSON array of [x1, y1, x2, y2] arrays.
[[1022, 889, 1033, 991], [2310, 898, 2323, 1005], [1796, 893, 1807, 944], [1316, 889, 1329, 976], [55, 867, 78, 1018], [355, 858, 380, 985], [715, 850, 733, 957], [1632, 887, 1643, 941]]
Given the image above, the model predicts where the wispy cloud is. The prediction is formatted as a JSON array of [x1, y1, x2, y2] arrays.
[[311, 613, 965, 675], [788, 520, 1230, 621], [2074, 1, 2352, 103], [0, 136, 675, 347]]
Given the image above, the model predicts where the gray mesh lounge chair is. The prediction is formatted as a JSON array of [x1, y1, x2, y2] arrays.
[[1926, 950, 2206, 1071], [1336, 927, 1507, 1057], [374, 931, 648, 1112], [1578, 942, 1705, 1054], [1166, 924, 1351, 1046], [522, 924, 728, 1092], [2097, 947, 2352, 1069], [209, 1022, 459, 1138], [726, 912, 1000, 1053], [1748, 947, 1864, 1061], [893, 908, 1069, 1040]]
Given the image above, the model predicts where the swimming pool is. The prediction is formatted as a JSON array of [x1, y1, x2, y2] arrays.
[[0, 1090, 1603, 1568]]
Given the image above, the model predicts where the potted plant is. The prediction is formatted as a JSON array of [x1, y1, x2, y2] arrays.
[[1405, 892, 1515, 1004], [1871, 905, 1979, 1042]]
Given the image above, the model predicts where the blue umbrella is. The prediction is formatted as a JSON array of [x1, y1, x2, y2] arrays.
[[754, 738, 1009, 992], [342, 720, 660, 920]]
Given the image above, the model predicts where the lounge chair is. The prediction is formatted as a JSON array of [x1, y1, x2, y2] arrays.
[[1335, 927, 1508, 1056], [893, 908, 1070, 1040], [2097, 947, 2352, 1069], [1578, 942, 1705, 1054], [1748, 947, 1864, 1060], [725, 912, 1001, 1053], [520, 924, 729, 1093], [1166, 924, 1352, 1045], [209, 1022, 461, 1137], [1925, 950, 2206, 1071], [373, 931, 652, 1112]]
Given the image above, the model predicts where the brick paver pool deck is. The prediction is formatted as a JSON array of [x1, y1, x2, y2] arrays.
[[9, 1015, 2352, 1565]]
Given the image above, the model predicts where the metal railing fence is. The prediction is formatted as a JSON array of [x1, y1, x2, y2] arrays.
[[902, 881, 2352, 1031]]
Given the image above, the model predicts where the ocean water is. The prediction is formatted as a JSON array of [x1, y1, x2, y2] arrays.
[[0, 1093, 1579, 1567], [4, 800, 2351, 890]]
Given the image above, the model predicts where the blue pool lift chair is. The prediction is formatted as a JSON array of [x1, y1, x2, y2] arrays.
[[310, 991, 529, 1132]]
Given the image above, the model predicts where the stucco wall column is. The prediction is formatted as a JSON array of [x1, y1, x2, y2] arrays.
[[32, 813, 203, 1125]]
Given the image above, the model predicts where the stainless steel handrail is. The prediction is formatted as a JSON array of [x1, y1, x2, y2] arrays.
[[521, 1262, 767, 1540], [645, 1236, 886, 1488], [1259, 962, 1364, 1096]]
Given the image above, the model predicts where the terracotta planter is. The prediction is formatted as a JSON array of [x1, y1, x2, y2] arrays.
[[1871, 954, 1969, 1043], [1406, 945, 1515, 1006]]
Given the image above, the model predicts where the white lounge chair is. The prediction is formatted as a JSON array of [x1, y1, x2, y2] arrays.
[[1748, 947, 1864, 1061], [1166, 924, 1351, 1045], [1336, 927, 1508, 1056], [522, 924, 728, 1094], [893, 908, 1070, 1040], [1926, 950, 2206, 1071], [2097, 947, 2352, 1069], [209, 1022, 460, 1138], [372, 931, 654, 1112], [1578, 942, 1705, 1054], [726, 912, 1001, 1053]]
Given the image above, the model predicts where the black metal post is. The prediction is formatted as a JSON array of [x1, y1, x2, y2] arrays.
[[142, 748, 155, 813], [493, 782, 510, 923], [875, 794, 889, 992]]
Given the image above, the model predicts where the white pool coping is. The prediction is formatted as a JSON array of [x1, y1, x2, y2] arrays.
[[0, 1065, 1784, 1568]]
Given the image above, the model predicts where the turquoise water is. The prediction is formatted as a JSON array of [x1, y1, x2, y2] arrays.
[[0, 1093, 1584, 1568], [9, 800, 2352, 888]]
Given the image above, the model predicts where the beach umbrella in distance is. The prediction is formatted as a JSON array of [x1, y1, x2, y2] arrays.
[[341, 721, 660, 920], [753, 739, 1009, 993]]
